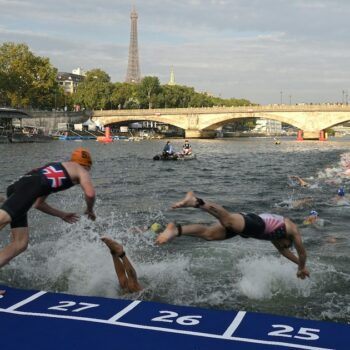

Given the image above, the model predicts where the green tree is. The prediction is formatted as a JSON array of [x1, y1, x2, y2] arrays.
[[137, 76, 161, 109], [0, 42, 59, 108], [110, 82, 139, 109], [73, 69, 113, 110]]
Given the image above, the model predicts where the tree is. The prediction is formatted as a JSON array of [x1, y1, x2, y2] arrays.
[[138, 76, 161, 109], [110, 82, 139, 109], [73, 69, 113, 110], [0, 42, 59, 108]]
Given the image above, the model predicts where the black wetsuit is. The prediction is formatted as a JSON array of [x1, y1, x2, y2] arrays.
[[1, 162, 74, 228], [225, 213, 287, 241]]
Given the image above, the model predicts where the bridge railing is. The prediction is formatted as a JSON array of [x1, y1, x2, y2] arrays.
[[92, 104, 350, 116]]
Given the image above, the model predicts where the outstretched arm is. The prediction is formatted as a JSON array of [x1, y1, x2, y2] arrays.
[[78, 168, 96, 220], [272, 243, 299, 265], [33, 197, 79, 223], [292, 233, 309, 279], [272, 238, 309, 280]]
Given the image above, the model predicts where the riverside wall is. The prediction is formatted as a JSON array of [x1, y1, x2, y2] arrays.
[[21, 110, 91, 134]]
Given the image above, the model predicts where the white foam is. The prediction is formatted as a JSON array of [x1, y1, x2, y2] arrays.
[[236, 255, 312, 300]]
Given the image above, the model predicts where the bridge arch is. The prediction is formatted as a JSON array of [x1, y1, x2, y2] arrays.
[[92, 105, 350, 139]]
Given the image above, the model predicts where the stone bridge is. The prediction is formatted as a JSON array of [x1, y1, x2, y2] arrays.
[[92, 104, 350, 139]]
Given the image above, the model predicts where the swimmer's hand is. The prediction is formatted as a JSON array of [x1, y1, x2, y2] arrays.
[[62, 212, 80, 224], [297, 267, 310, 279], [0, 290, 6, 295], [85, 209, 96, 221]]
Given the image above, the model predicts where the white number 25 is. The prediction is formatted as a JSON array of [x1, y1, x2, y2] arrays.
[[268, 324, 320, 340]]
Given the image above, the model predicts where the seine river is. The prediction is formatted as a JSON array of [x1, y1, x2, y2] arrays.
[[0, 137, 349, 324]]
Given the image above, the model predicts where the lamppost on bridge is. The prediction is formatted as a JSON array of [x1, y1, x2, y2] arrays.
[[342, 90, 345, 104], [289, 95, 292, 105], [280, 91, 283, 105]]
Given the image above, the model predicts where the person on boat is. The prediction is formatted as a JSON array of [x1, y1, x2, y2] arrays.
[[0, 148, 96, 281], [181, 140, 192, 155], [162, 141, 175, 158], [156, 191, 310, 280], [101, 237, 142, 293]]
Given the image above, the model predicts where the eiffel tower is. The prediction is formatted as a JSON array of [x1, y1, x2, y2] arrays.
[[125, 6, 141, 83]]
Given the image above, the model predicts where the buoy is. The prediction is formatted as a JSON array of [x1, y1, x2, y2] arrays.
[[297, 130, 303, 141], [319, 130, 325, 141], [105, 126, 112, 143], [97, 126, 112, 143]]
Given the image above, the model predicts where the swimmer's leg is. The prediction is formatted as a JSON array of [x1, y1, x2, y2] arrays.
[[120, 254, 142, 293], [171, 191, 244, 232], [0, 227, 29, 268], [101, 237, 142, 293], [156, 222, 226, 244]]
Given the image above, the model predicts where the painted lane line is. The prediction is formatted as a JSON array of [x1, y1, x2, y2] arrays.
[[222, 311, 246, 337], [6, 291, 47, 311], [108, 300, 142, 322], [0, 308, 334, 350]]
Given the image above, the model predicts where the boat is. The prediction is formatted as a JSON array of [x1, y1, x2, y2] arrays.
[[176, 153, 197, 161], [1, 109, 52, 143], [58, 135, 96, 141], [153, 153, 196, 161], [0, 284, 348, 350], [153, 153, 179, 161], [10, 132, 52, 143]]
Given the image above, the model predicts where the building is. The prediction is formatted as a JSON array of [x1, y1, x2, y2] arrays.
[[57, 69, 85, 94], [252, 118, 282, 134]]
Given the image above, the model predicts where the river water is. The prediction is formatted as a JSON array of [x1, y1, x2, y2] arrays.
[[0, 137, 349, 324]]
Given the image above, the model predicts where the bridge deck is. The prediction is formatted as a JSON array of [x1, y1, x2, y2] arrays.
[[0, 284, 348, 350]]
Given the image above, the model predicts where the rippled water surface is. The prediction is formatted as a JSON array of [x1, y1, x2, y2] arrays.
[[0, 137, 349, 324]]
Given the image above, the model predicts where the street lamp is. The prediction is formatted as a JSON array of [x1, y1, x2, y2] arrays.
[[289, 95, 292, 105], [280, 91, 283, 105]]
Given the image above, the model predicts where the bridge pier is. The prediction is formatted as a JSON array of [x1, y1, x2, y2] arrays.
[[185, 129, 216, 139], [302, 130, 326, 140], [303, 131, 319, 140]]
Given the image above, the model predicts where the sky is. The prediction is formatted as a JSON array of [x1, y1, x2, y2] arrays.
[[0, 0, 350, 105]]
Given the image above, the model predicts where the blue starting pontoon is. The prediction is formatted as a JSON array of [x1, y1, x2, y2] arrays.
[[0, 284, 348, 350]]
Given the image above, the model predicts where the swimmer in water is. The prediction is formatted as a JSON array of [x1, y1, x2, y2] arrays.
[[101, 237, 142, 293], [277, 197, 314, 210], [303, 210, 324, 226], [289, 175, 310, 187], [332, 187, 350, 205], [156, 191, 310, 280], [129, 222, 164, 235]]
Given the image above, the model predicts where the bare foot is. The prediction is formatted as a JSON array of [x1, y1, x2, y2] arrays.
[[155, 223, 178, 244], [172, 191, 198, 209], [101, 237, 124, 256]]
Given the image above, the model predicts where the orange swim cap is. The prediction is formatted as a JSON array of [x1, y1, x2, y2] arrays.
[[71, 147, 92, 167]]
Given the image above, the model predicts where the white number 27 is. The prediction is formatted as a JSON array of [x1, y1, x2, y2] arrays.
[[48, 301, 99, 313]]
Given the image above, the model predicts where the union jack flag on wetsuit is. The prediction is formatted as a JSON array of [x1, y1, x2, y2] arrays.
[[29, 163, 74, 193]]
